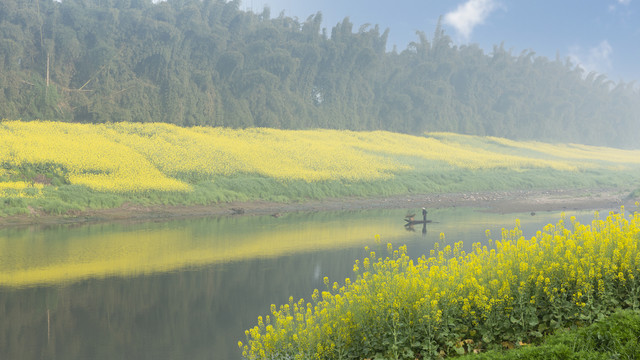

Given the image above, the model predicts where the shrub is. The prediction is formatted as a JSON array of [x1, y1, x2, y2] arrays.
[[465, 309, 640, 359]]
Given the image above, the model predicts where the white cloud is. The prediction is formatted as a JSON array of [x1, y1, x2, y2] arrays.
[[610, 0, 631, 11], [444, 0, 498, 40], [568, 40, 613, 76]]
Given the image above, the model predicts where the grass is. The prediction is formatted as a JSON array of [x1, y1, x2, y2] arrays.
[[461, 309, 640, 359], [1, 167, 637, 217]]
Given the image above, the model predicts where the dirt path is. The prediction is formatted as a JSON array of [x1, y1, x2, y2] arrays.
[[1, 188, 637, 228]]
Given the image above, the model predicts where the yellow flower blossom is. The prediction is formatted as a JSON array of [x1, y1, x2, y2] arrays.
[[3, 120, 639, 194], [241, 210, 640, 359]]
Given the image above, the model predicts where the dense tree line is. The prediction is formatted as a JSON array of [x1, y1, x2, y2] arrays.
[[1, 0, 638, 147]]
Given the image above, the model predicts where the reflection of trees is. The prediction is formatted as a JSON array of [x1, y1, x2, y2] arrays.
[[0, 249, 358, 360]]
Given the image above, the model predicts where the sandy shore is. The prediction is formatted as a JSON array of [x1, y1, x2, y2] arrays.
[[0, 188, 637, 228]]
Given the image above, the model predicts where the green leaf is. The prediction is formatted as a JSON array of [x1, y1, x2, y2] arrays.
[[482, 333, 495, 343], [530, 330, 543, 338], [454, 345, 466, 355], [537, 323, 548, 332]]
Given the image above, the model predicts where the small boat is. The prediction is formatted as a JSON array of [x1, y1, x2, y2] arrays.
[[404, 207, 431, 225], [404, 218, 432, 225]]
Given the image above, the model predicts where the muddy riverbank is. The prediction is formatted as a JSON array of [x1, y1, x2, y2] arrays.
[[1, 188, 637, 228]]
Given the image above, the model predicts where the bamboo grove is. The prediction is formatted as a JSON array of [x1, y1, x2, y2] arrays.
[[1, 0, 639, 148]]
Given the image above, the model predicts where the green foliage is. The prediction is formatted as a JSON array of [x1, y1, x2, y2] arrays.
[[0, 0, 639, 147], [1, 163, 639, 216], [48, 185, 122, 209], [38, 199, 83, 215], [1, 162, 69, 186], [0, 197, 29, 216], [463, 309, 640, 359]]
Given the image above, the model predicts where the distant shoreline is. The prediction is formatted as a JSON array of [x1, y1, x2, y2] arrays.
[[1, 188, 636, 229]]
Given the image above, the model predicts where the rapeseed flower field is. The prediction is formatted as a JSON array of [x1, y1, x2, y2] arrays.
[[2, 120, 639, 197], [240, 209, 640, 359]]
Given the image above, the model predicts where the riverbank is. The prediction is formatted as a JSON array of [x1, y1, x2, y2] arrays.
[[3, 124, 640, 227], [1, 187, 637, 228]]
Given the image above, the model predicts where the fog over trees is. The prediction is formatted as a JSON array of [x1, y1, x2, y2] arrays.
[[1, 0, 638, 148]]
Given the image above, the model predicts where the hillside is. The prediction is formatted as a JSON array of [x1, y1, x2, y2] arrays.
[[1, 120, 639, 218], [1, 0, 639, 147]]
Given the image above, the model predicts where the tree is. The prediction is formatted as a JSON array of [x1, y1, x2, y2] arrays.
[[0, 0, 638, 147]]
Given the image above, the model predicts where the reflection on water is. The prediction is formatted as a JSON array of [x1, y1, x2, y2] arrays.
[[0, 207, 604, 359]]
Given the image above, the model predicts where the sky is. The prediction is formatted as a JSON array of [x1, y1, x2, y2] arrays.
[[244, 0, 640, 83]]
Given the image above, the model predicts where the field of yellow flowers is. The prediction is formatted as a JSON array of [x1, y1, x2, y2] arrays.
[[1, 120, 640, 213], [240, 209, 640, 359]]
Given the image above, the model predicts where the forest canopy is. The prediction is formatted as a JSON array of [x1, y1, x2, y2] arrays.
[[1, 0, 638, 148]]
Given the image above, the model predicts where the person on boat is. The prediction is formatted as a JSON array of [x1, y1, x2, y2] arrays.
[[422, 208, 427, 222]]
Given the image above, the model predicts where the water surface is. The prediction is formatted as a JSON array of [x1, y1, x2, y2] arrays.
[[0, 207, 604, 359]]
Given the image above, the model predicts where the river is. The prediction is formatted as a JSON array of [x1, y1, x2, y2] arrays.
[[0, 207, 604, 359]]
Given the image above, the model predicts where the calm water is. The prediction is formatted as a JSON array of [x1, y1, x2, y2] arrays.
[[0, 207, 605, 359]]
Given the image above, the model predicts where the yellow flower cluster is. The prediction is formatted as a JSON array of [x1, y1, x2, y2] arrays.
[[240, 209, 640, 359], [430, 132, 640, 169], [361, 131, 580, 171], [486, 135, 640, 165], [102, 123, 406, 182], [2, 120, 640, 193], [0, 121, 190, 192]]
